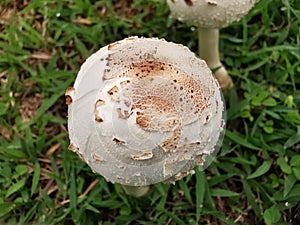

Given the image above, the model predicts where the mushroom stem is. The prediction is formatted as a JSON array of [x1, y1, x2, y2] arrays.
[[198, 28, 233, 90], [121, 185, 150, 197]]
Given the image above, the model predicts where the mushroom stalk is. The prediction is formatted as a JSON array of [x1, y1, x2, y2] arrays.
[[198, 28, 233, 90], [121, 185, 150, 197]]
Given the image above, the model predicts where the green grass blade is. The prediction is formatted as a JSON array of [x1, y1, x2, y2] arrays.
[[247, 160, 272, 179], [5, 178, 26, 198], [178, 179, 193, 205], [225, 130, 260, 150], [210, 188, 240, 197], [242, 179, 261, 218], [195, 168, 205, 221], [30, 161, 40, 196]]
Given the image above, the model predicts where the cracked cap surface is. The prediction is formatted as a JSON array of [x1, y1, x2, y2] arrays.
[[66, 37, 225, 186]]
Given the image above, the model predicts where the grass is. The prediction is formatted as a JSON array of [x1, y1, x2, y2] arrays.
[[0, 0, 299, 224]]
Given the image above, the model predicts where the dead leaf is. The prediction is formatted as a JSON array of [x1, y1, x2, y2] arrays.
[[0, 125, 12, 140], [75, 16, 92, 25], [30, 52, 53, 60]]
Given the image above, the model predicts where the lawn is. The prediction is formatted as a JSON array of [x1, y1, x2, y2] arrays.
[[0, 0, 300, 224]]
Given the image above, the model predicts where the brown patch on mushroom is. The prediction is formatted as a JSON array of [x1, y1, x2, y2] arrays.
[[196, 154, 206, 165], [182, 171, 190, 177], [108, 41, 121, 50], [126, 37, 138, 41], [65, 87, 75, 105], [205, 113, 212, 124], [179, 79, 210, 117], [116, 108, 131, 119], [130, 61, 166, 78], [118, 165, 126, 170], [161, 125, 181, 152], [95, 116, 103, 122], [174, 172, 182, 180], [94, 99, 105, 122], [116, 176, 123, 180], [112, 137, 126, 145], [68, 143, 79, 152], [107, 85, 120, 102], [207, 1, 217, 6], [95, 99, 105, 105], [220, 119, 225, 128], [120, 79, 131, 87], [132, 95, 185, 152], [184, 0, 193, 6], [124, 100, 131, 107], [131, 152, 153, 160], [135, 112, 150, 129], [133, 96, 179, 131]]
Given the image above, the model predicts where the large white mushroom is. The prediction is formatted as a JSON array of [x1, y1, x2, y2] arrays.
[[66, 37, 225, 197], [167, 0, 260, 90]]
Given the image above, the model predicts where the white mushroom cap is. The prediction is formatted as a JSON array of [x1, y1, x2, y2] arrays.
[[167, 0, 259, 28], [66, 37, 225, 186]]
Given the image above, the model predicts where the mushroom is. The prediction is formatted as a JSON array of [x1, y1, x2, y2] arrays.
[[66, 37, 225, 197], [167, 0, 260, 90]]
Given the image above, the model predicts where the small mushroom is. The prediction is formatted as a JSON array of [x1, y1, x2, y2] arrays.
[[66, 37, 225, 197], [167, 0, 260, 90]]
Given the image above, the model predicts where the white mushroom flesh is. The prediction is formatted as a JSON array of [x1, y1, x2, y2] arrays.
[[167, 0, 260, 28], [66, 37, 225, 186]]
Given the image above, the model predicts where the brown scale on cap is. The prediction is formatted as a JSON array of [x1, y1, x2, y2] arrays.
[[161, 125, 182, 152], [68, 143, 79, 152], [205, 113, 212, 124], [94, 99, 105, 122], [107, 41, 122, 50], [65, 87, 75, 105], [107, 85, 120, 102], [184, 0, 193, 6], [116, 108, 131, 119], [196, 154, 205, 165], [91, 153, 105, 164], [118, 165, 126, 170], [120, 80, 131, 88], [207, 1, 217, 6], [135, 112, 150, 129], [174, 172, 183, 180], [131, 152, 153, 160], [220, 119, 225, 128], [112, 137, 126, 145]]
